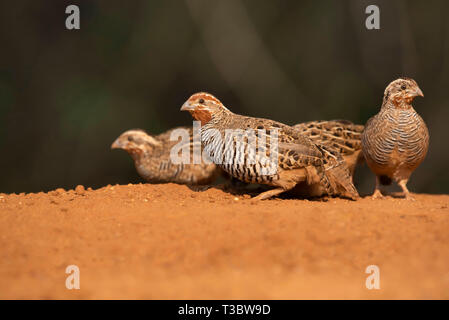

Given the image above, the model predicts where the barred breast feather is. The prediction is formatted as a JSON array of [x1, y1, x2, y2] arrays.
[[362, 108, 429, 182]]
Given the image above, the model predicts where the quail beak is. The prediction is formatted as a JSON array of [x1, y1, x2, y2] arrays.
[[415, 87, 424, 98], [406, 87, 424, 101], [180, 101, 195, 111], [111, 139, 123, 150]]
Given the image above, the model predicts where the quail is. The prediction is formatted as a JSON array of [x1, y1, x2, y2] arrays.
[[361, 78, 429, 200], [111, 128, 221, 185], [181, 92, 359, 200], [293, 120, 364, 197]]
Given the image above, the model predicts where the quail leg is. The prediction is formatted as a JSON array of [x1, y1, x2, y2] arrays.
[[398, 179, 415, 200], [253, 188, 286, 200], [371, 176, 384, 199]]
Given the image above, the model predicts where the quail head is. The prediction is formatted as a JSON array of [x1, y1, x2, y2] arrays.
[[111, 128, 220, 185], [181, 92, 359, 200], [361, 77, 429, 200]]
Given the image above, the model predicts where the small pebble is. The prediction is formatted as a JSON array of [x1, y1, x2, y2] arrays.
[[75, 185, 85, 195]]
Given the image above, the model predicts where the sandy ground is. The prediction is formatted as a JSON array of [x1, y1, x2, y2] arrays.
[[0, 183, 448, 299]]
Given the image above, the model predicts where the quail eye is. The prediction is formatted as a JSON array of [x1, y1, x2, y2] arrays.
[[127, 136, 134, 142], [199, 98, 205, 104], [401, 84, 407, 90]]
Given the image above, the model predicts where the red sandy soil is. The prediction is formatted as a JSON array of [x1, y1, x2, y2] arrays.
[[0, 183, 448, 299]]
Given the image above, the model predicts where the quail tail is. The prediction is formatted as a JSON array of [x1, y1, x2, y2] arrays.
[[315, 143, 359, 200], [325, 164, 359, 200]]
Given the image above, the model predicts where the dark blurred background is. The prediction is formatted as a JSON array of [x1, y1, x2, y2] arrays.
[[0, 0, 448, 194]]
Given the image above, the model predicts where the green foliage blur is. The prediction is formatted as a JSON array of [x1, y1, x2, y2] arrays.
[[0, 0, 448, 194]]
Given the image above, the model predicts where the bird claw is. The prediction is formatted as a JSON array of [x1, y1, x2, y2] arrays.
[[404, 193, 416, 201], [371, 190, 384, 200]]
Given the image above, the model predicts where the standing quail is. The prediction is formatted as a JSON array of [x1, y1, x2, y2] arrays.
[[111, 128, 221, 185], [361, 78, 429, 200], [293, 120, 364, 197], [181, 92, 359, 200]]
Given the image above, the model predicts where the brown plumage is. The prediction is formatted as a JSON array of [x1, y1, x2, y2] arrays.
[[294, 120, 364, 175], [111, 128, 221, 185], [181, 92, 359, 200], [293, 120, 365, 197], [361, 78, 429, 200]]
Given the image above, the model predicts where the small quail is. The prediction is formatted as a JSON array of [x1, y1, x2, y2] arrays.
[[361, 78, 429, 200], [181, 92, 359, 200], [111, 128, 221, 185]]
